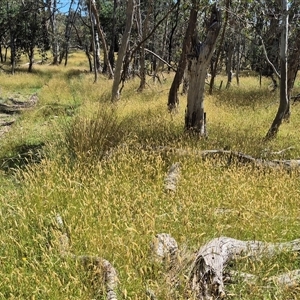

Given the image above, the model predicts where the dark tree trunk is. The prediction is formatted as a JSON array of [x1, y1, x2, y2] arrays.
[[285, 6, 300, 119], [28, 47, 34, 72], [185, 4, 222, 135], [167, 0, 180, 72], [265, 0, 288, 139], [209, 0, 230, 94], [107, 0, 118, 72], [167, 3, 198, 111], [137, 0, 151, 92]]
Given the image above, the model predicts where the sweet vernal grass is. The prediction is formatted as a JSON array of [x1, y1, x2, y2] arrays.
[[0, 52, 300, 299]]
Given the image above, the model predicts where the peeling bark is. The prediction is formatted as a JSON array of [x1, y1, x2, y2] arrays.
[[185, 4, 222, 135], [187, 236, 300, 299], [151, 233, 300, 299]]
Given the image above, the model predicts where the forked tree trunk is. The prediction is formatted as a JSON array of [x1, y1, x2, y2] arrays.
[[265, 0, 289, 139], [111, 0, 135, 101], [167, 2, 198, 110], [185, 4, 222, 134], [90, 0, 113, 78]]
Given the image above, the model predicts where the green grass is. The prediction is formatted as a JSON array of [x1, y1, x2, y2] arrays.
[[1, 53, 300, 299]]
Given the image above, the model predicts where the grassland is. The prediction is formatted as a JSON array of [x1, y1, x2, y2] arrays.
[[1, 52, 300, 299]]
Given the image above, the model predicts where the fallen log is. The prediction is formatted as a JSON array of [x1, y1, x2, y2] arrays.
[[151, 233, 300, 299], [164, 163, 180, 192], [53, 214, 118, 300], [0, 93, 38, 114], [187, 236, 300, 299], [156, 147, 300, 170], [0, 119, 15, 126]]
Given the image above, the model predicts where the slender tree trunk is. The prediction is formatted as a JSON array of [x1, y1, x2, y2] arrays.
[[185, 4, 222, 135], [137, 0, 151, 92], [107, 0, 118, 71], [285, 6, 300, 119], [167, 0, 180, 72], [28, 47, 34, 72], [89, 0, 98, 82], [48, 0, 59, 65], [225, 41, 234, 89], [265, 0, 288, 139], [90, 0, 113, 78], [62, 0, 78, 66], [167, 2, 198, 111], [111, 0, 135, 101], [209, 0, 229, 94]]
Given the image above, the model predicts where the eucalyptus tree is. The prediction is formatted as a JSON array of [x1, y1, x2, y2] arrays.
[[265, 0, 289, 139], [168, 0, 198, 110], [19, 0, 50, 72], [265, 0, 300, 139], [1, 0, 22, 73], [0, 0, 49, 73], [60, 0, 81, 66], [185, 2, 222, 134], [45, 0, 60, 64], [111, 0, 135, 101]]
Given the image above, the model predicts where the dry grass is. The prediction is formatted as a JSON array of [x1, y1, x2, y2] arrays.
[[1, 52, 300, 299]]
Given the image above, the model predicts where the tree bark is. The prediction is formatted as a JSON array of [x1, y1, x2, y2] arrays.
[[111, 0, 135, 101], [265, 0, 289, 139], [187, 236, 300, 299], [167, 2, 198, 111], [47, 0, 60, 65], [89, 0, 98, 82], [185, 4, 222, 135], [90, 0, 113, 78], [208, 0, 230, 94]]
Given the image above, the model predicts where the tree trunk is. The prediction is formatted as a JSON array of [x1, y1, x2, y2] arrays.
[[136, 0, 148, 92], [107, 0, 118, 72], [209, 0, 230, 94], [185, 4, 222, 135], [90, 0, 113, 78], [225, 41, 234, 89], [89, 0, 98, 82], [265, 0, 289, 139], [111, 0, 135, 101], [62, 0, 78, 66], [285, 3, 300, 118], [187, 236, 300, 299], [48, 0, 60, 65], [167, 3, 198, 111], [167, 0, 180, 72]]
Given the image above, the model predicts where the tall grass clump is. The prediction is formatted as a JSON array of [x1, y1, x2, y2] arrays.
[[63, 107, 128, 163]]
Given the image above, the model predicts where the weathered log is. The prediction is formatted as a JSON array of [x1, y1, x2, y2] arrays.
[[227, 269, 300, 287], [164, 163, 180, 192], [0, 94, 38, 114], [0, 119, 15, 126], [151, 233, 179, 265], [0, 103, 23, 114], [187, 236, 300, 299], [54, 214, 119, 300], [156, 147, 300, 170]]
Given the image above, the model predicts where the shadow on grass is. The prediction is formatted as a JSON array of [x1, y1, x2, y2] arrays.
[[214, 88, 276, 108], [0, 143, 45, 172]]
